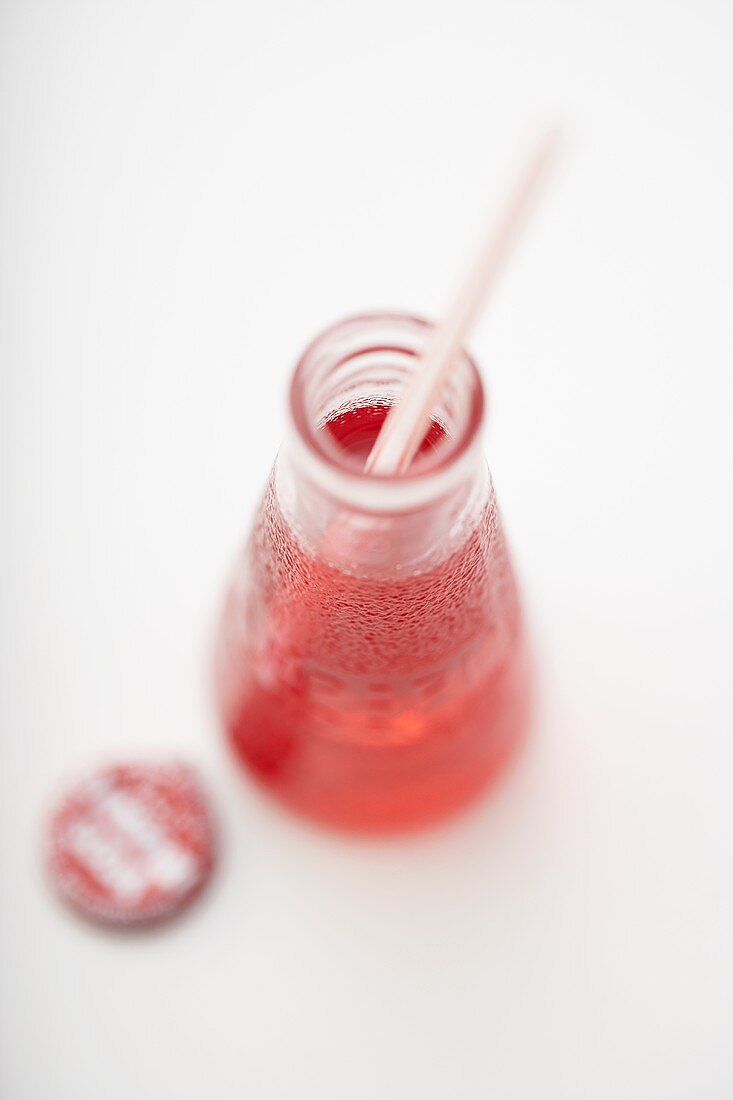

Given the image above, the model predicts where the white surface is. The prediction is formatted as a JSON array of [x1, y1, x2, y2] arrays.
[[1, 1, 731, 1097]]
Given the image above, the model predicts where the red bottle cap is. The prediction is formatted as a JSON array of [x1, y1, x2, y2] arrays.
[[46, 762, 215, 927]]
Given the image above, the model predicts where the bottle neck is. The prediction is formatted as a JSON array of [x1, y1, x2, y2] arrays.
[[275, 439, 491, 574], [278, 312, 489, 574]]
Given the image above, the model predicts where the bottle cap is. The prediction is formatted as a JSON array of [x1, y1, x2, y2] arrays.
[[46, 761, 215, 927]]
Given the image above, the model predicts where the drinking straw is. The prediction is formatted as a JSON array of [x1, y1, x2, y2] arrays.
[[364, 131, 560, 476]]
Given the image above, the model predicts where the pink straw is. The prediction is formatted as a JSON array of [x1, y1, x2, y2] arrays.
[[364, 131, 560, 476]]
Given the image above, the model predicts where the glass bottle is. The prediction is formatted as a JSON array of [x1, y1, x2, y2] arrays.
[[216, 313, 530, 832]]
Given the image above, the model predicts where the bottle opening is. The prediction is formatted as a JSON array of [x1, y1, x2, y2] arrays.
[[322, 403, 449, 467], [289, 313, 485, 485]]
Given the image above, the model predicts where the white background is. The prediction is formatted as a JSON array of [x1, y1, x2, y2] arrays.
[[1, 1, 732, 1097]]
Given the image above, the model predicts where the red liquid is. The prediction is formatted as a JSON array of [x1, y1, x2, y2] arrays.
[[218, 406, 528, 833], [323, 404, 446, 464]]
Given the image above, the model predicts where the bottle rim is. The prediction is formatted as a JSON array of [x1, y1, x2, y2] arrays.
[[287, 312, 485, 513]]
